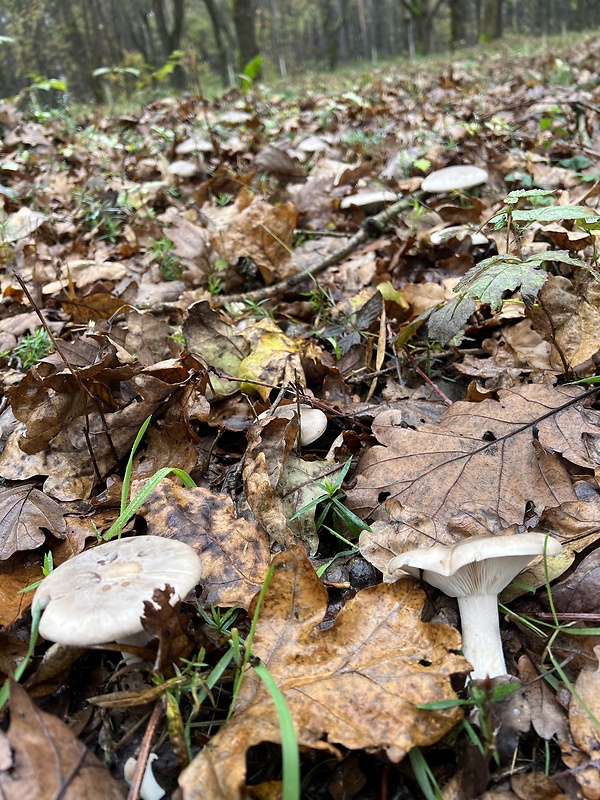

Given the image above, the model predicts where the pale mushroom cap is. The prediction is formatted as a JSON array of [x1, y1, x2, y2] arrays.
[[33, 536, 202, 647], [421, 165, 488, 193], [340, 190, 398, 210], [168, 160, 198, 178], [429, 225, 489, 246], [257, 404, 328, 445], [388, 533, 563, 597]]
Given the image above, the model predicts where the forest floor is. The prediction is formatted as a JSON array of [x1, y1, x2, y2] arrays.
[[1, 31, 600, 800]]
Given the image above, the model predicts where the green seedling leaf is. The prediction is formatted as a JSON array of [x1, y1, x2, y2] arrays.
[[453, 253, 548, 309], [504, 188, 555, 204], [512, 205, 600, 223]]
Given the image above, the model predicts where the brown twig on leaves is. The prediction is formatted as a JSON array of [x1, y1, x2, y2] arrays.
[[215, 193, 421, 306]]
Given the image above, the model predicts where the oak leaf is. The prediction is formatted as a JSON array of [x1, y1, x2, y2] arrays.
[[179, 547, 469, 800], [348, 385, 600, 527]]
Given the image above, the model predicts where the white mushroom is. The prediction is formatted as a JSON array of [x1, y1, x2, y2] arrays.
[[256, 404, 328, 446], [421, 165, 488, 194], [33, 536, 202, 650], [124, 754, 165, 800], [429, 225, 489, 246], [388, 533, 563, 680]]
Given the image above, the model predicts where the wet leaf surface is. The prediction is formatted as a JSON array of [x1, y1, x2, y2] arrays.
[[180, 547, 469, 799]]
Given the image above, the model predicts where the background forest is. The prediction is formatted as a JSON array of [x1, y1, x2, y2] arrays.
[[0, 0, 599, 105]]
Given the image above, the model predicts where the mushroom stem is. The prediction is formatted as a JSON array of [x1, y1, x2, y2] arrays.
[[457, 593, 506, 680]]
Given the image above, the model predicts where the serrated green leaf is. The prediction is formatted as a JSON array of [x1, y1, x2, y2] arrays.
[[454, 254, 547, 310], [522, 250, 583, 268], [427, 297, 476, 345], [512, 205, 599, 223], [504, 188, 555, 204]]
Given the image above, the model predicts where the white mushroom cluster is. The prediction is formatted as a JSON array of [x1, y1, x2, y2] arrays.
[[388, 533, 563, 680]]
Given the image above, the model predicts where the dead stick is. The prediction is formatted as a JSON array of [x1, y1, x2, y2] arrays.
[[127, 699, 163, 800], [216, 193, 421, 306]]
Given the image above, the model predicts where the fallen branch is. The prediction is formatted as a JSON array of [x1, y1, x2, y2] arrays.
[[215, 193, 421, 306]]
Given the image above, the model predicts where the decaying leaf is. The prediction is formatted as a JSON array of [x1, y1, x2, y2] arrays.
[[560, 645, 600, 800], [0, 681, 126, 799], [141, 481, 270, 609], [348, 385, 600, 527], [179, 547, 469, 799], [0, 485, 66, 560]]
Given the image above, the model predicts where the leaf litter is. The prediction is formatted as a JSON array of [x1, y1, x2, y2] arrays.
[[2, 35, 600, 800]]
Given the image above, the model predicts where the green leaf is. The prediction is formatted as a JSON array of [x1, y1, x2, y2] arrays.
[[453, 254, 548, 309], [512, 205, 600, 223], [427, 296, 476, 345], [503, 188, 555, 204]]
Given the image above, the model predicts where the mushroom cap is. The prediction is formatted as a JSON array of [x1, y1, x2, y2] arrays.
[[340, 190, 398, 212], [257, 404, 328, 445], [429, 225, 489, 246], [421, 165, 488, 193], [168, 160, 198, 178], [33, 536, 202, 647], [388, 533, 563, 598]]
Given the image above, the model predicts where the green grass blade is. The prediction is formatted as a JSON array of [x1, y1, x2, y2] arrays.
[[103, 467, 196, 541], [408, 748, 443, 800], [121, 414, 152, 514], [253, 661, 300, 800]]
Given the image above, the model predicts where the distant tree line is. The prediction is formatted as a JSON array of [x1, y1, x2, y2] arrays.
[[0, 0, 597, 104]]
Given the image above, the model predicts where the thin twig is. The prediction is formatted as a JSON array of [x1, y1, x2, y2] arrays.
[[402, 347, 453, 406], [216, 193, 421, 306], [127, 699, 164, 800]]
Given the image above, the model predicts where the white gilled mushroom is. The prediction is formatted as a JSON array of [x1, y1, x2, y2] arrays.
[[33, 536, 202, 651], [421, 165, 488, 194], [388, 533, 563, 680], [257, 404, 328, 446]]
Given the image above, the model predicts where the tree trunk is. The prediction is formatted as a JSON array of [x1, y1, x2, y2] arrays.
[[481, 0, 503, 41], [232, 0, 260, 73], [201, 0, 232, 86], [450, 0, 478, 46], [151, 0, 186, 87]]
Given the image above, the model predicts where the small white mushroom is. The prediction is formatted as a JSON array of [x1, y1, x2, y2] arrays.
[[429, 225, 489, 246], [124, 754, 165, 800], [388, 533, 563, 680], [340, 190, 398, 213], [33, 536, 202, 649], [256, 404, 328, 446], [421, 165, 488, 194]]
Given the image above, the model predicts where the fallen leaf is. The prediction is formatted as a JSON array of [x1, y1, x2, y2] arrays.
[[528, 275, 600, 370], [179, 547, 469, 799], [348, 385, 597, 527], [0, 681, 126, 799], [0, 485, 66, 560], [141, 482, 270, 609]]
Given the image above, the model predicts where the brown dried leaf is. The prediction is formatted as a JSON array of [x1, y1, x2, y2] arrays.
[[561, 646, 600, 799], [211, 199, 297, 285], [141, 482, 270, 609], [0, 551, 43, 627], [0, 486, 66, 560], [529, 275, 600, 370], [0, 681, 126, 799], [517, 655, 569, 741], [141, 585, 194, 671], [348, 385, 596, 527], [551, 548, 600, 614], [540, 497, 600, 552], [179, 547, 469, 799]]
